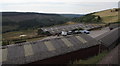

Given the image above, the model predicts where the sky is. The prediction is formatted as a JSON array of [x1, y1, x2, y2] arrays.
[[0, 0, 119, 14]]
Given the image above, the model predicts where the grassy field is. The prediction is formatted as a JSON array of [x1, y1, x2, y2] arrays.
[[71, 51, 108, 64], [2, 29, 48, 45], [2, 22, 77, 45], [93, 8, 119, 23], [3, 29, 37, 40]]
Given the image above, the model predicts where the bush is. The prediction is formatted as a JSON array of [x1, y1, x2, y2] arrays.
[[2, 40, 10, 46], [72, 14, 102, 23]]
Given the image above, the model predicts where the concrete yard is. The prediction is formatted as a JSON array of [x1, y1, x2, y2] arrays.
[[88, 27, 110, 38], [42, 27, 110, 40]]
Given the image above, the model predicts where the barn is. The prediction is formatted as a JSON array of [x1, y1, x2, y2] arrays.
[[1, 34, 101, 65], [38, 23, 102, 35], [96, 27, 120, 50], [109, 23, 120, 30], [1, 27, 119, 65]]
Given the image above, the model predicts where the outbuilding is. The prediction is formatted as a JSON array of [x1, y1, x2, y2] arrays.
[[1, 34, 100, 64]]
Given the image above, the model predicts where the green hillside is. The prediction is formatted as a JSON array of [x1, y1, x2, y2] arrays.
[[72, 14, 102, 23], [93, 8, 119, 23], [72, 8, 120, 24], [2, 12, 70, 33]]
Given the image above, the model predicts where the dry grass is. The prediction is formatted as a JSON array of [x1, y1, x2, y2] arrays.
[[3, 29, 37, 40], [102, 16, 118, 23], [2, 29, 50, 45], [65, 21, 78, 25], [93, 8, 119, 23]]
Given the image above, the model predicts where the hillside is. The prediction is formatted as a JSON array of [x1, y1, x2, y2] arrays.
[[92, 8, 119, 23], [72, 14, 102, 23], [2, 8, 119, 33], [2, 12, 62, 22], [2, 12, 70, 33], [72, 8, 120, 23]]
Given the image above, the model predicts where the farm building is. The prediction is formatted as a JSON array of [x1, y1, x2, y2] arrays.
[[96, 27, 120, 50], [1, 27, 119, 65], [38, 23, 102, 35], [1, 34, 101, 65], [109, 23, 120, 30]]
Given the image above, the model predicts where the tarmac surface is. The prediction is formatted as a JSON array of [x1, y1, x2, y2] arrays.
[[88, 27, 110, 38]]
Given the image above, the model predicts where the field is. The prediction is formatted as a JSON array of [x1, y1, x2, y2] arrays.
[[2, 29, 47, 45], [2, 22, 77, 45], [93, 8, 119, 23], [3, 29, 37, 40]]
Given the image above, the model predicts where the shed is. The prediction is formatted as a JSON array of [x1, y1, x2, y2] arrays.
[[1, 34, 100, 64], [96, 27, 120, 50], [109, 23, 120, 30], [40, 23, 102, 35]]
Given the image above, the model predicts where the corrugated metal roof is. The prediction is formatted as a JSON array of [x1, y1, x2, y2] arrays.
[[44, 41, 56, 51], [41, 23, 102, 34], [1, 34, 99, 64], [109, 24, 120, 29], [96, 27, 120, 47], [61, 38, 73, 47], [2, 48, 8, 62], [24, 44, 34, 57], [75, 36, 87, 43]]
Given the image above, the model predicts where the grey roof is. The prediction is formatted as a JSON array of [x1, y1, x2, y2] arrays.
[[1, 34, 99, 64], [41, 23, 102, 34], [109, 23, 120, 29], [96, 27, 120, 47]]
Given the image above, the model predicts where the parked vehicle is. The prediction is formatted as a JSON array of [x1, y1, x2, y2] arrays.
[[61, 31, 67, 36], [67, 31, 73, 35], [73, 30, 81, 34], [79, 30, 90, 34]]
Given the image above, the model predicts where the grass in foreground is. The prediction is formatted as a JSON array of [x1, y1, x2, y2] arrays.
[[72, 51, 108, 64]]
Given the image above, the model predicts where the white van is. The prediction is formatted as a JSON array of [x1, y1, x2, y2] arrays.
[[61, 31, 67, 36]]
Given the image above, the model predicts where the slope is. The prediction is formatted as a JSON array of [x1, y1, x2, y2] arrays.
[[92, 8, 119, 23], [2, 12, 69, 33]]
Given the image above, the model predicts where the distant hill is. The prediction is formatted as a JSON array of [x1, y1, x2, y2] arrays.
[[72, 8, 120, 23], [3, 8, 119, 33], [60, 14, 84, 18], [2, 12, 64, 22], [2, 12, 70, 33]]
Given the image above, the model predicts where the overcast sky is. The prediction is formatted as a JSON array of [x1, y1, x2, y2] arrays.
[[0, 0, 119, 14]]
